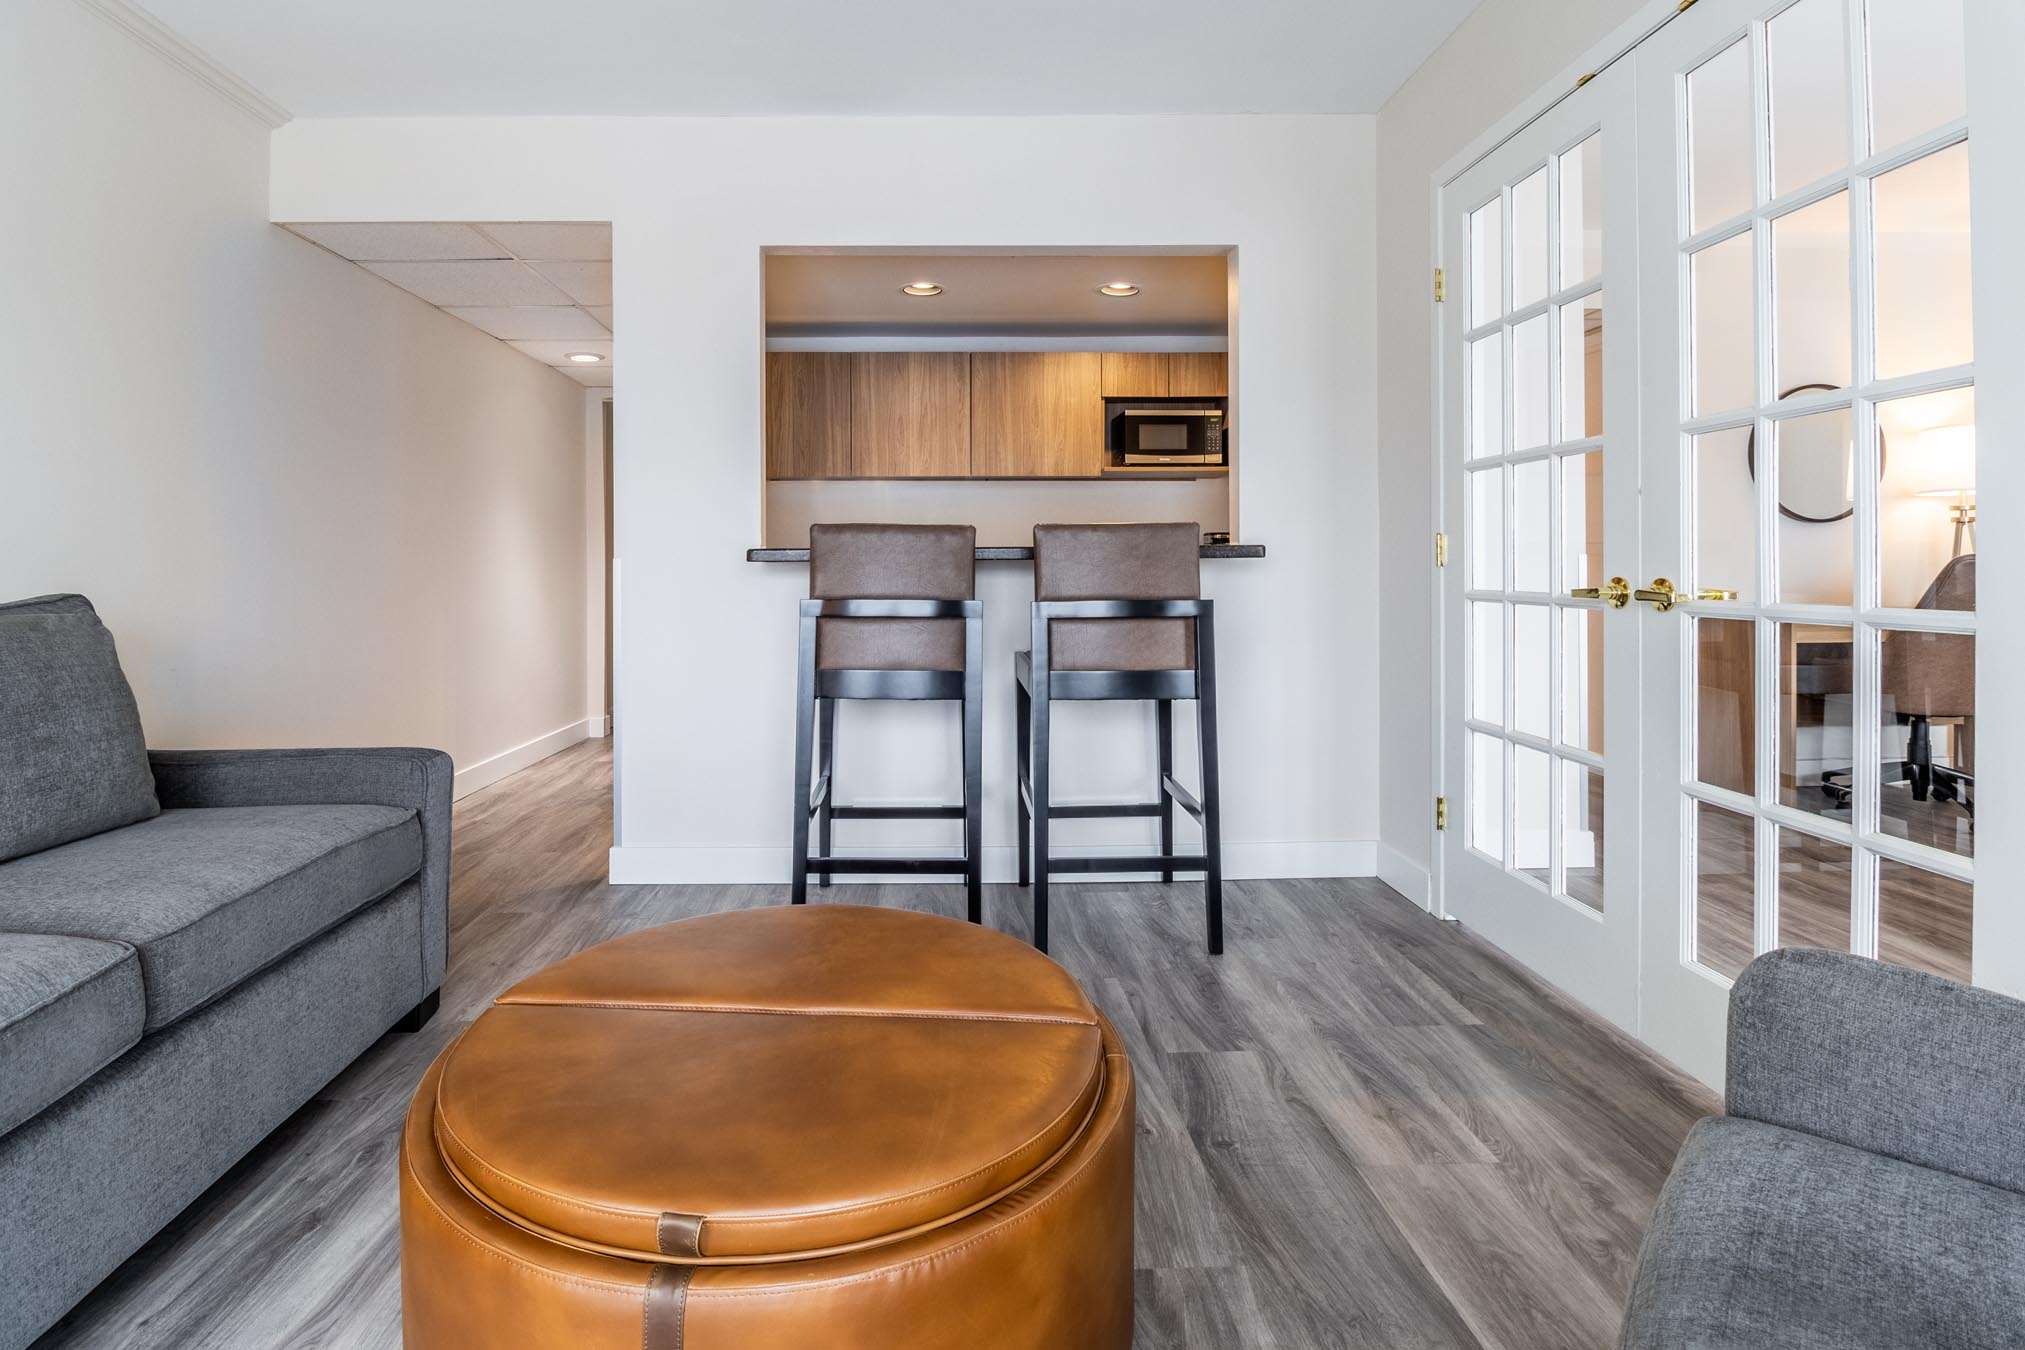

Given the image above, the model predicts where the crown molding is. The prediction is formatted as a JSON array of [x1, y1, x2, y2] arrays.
[[73, 0, 292, 129]]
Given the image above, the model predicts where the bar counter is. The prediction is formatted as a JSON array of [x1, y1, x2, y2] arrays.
[[747, 543, 1266, 562]]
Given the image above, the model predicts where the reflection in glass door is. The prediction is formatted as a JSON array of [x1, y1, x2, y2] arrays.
[[1441, 60, 1640, 1031], [1637, 0, 1978, 1083]]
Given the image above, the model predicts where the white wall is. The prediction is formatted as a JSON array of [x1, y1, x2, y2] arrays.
[[271, 114, 1379, 883], [0, 1, 592, 797], [1373, 0, 1648, 903]]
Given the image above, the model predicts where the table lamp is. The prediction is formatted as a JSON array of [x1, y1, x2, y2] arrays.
[[1914, 424, 1976, 557]]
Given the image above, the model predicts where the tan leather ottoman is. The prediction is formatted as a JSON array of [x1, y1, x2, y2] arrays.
[[399, 904, 1135, 1348]]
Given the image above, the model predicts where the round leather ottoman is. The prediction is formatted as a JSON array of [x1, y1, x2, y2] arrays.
[[399, 904, 1134, 1349]]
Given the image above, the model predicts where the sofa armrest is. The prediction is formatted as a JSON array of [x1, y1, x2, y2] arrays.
[[1727, 947, 2025, 1193], [148, 747, 453, 988]]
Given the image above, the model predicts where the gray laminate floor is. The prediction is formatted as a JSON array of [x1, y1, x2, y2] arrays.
[[35, 737, 1716, 1349]]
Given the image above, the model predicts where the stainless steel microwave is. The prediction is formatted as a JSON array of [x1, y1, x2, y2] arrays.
[[1116, 407, 1226, 465]]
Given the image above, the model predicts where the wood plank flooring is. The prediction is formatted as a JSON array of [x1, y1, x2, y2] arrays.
[[36, 738, 1717, 1349]]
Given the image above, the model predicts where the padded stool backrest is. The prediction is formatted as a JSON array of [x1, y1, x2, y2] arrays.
[[1033, 523, 1200, 673], [809, 523, 976, 672]]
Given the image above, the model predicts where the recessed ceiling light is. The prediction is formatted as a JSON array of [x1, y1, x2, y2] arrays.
[[900, 281, 943, 297], [1098, 282, 1140, 298], [565, 352, 605, 364]]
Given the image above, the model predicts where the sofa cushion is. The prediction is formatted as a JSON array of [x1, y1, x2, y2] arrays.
[[0, 932, 144, 1135], [0, 805, 421, 1030], [0, 594, 160, 863], [1619, 1115, 2025, 1350]]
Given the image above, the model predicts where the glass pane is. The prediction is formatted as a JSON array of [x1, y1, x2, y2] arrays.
[[1471, 196, 1504, 327], [1562, 450, 1603, 593], [1779, 623, 1853, 821], [1775, 408, 1856, 607], [1470, 332, 1504, 459], [1695, 800, 1756, 979], [1689, 39, 1755, 232], [1775, 828, 1852, 953], [1879, 387, 1976, 609], [1512, 458, 1551, 592], [1470, 732, 1505, 860], [1878, 857, 1972, 983], [1692, 231, 1755, 415], [1560, 291, 1604, 441], [1513, 745, 1552, 882], [1471, 602, 1505, 724], [1559, 133, 1603, 287], [1768, 0, 1851, 195], [1562, 761, 1603, 912], [1469, 467, 1504, 591], [1513, 605, 1551, 738], [1874, 143, 1974, 381], [1878, 626, 1975, 859], [1512, 166, 1549, 310], [1695, 427, 1758, 604], [1562, 608, 1605, 753], [1867, 0, 1967, 155], [1513, 314, 1550, 452], [1772, 192, 1851, 392], [1697, 618, 1756, 795]]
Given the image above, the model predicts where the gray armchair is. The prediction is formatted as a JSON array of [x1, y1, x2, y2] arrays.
[[1619, 948, 2025, 1349]]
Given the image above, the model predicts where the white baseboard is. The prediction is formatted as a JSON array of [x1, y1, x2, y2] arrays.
[[1376, 843, 1433, 911], [587, 714, 609, 737], [454, 719, 596, 799], [608, 838, 1377, 886]]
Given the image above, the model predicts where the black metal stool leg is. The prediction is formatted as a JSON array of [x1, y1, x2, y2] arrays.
[[1156, 699, 1175, 884], [962, 612, 983, 925], [1030, 647, 1053, 955], [1197, 606, 1223, 955], [1015, 672, 1032, 889], [789, 609, 817, 905], [816, 697, 835, 888]]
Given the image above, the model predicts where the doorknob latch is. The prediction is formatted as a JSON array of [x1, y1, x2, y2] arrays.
[[1634, 578, 1679, 611], [1570, 576, 1631, 608]]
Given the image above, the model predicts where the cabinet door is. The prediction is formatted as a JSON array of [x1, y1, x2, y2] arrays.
[[764, 352, 853, 479], [971, 353, 1103, 478], [850, 353, 971, 477], [1100, 352, 1169, 398], [1167, 351, 1228, 397]]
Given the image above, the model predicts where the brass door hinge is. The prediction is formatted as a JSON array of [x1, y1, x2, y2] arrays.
[[1435, 532, 1449, 566], [1435, 796, 1449, 831], [1433, 267, 1446, 303]]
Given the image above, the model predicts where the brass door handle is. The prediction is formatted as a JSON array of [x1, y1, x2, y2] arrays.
[[1634, 578, 1678, 611], [1570, 576, 1631, 608], [1694, 588, 1740, 602]]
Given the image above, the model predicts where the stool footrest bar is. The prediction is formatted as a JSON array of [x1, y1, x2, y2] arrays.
[[804, 856, 972, 875], [1039, 854, 1210, 875], [829, 805, 966, 820]]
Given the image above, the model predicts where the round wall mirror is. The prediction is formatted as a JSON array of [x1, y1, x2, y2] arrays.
[[1746, 384, 1885, 524]]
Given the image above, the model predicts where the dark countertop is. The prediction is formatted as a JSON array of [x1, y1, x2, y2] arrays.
[[747, 544, 1266, 562]]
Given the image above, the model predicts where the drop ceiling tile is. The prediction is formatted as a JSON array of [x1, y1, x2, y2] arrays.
[[445, 305, 611, 340], [586, 306, 614, 330], [526, 260, 613, 306], [556, 362, 616, 388], [508, 338, 614, 366], [482, 222, 612, 261], [360, 260, 570, 307], [285, 222, 507, 261]]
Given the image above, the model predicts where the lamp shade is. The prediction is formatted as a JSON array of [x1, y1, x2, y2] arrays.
[[1913, 423, 1976, 498]]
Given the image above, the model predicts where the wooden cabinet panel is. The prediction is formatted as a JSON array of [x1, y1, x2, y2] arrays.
[[1168, 352, 1228, 397], [1100, 352, 1169, 399], [765, 352, 853, 479], [850, 353, 971, 478], [970, 352, 1104, 478]]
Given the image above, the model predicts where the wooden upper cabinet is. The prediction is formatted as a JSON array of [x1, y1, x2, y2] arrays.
[[1168, 352, 1229, 397], [764, 352, 853, 479], [850, 353, 971, 478], [1100, 352, 1169, 399], [970, 352, 1104, 478]]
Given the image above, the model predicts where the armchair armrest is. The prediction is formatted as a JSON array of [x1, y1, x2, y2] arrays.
[[147, 747, 453, 988], [1727, 947, 2025, 1193]]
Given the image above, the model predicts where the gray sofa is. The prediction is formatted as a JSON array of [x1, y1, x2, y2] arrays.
[[0, 594, 448, 1349], [1620, 947, 2025, 1349]]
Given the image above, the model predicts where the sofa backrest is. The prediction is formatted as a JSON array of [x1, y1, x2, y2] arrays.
[[0, 594, 159, 862]]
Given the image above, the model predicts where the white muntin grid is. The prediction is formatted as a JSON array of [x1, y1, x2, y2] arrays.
[[1669, 0, 1975, 977], [1459, 119, 1610, 914]]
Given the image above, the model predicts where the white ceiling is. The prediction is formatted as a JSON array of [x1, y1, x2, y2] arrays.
[[766, 254, 1229, 337], [285, 222, 614, 386], [135, 0, 1481, 117]]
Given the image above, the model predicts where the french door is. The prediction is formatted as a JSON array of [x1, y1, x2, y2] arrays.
[[1440, 60, 1643, 1031], [1442, 0, 1983, 1084]]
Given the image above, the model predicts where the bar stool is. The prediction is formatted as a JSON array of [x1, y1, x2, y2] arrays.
[[1014, 523, 1223, 955], [790, 524, 983, 920]]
